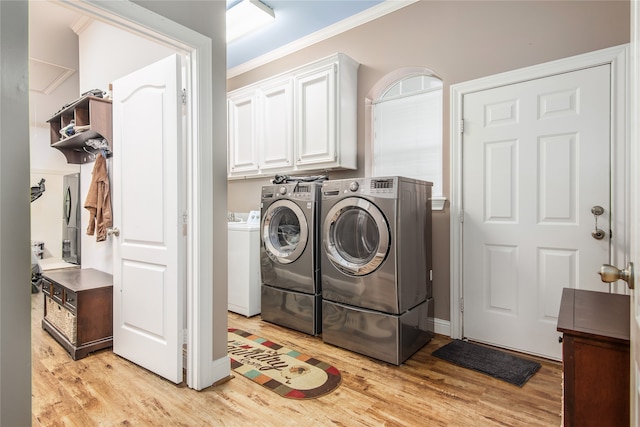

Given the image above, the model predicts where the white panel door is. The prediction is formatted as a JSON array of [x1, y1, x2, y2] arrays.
[[112, 54, 184, 383], [463, 65, 610, 359]]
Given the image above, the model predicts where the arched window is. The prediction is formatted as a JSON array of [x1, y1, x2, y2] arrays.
[[366, 69, 445, 210]]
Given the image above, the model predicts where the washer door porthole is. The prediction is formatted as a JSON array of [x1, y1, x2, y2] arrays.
[[323, 197, 390, 276], [262, 199, 308, 264]]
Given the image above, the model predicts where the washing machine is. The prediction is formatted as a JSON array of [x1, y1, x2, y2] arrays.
[[260, 181, 322, 335], [320, 176, 434, 364]]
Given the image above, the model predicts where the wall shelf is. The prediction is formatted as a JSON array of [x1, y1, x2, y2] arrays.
[[47, 95, 112, 164]]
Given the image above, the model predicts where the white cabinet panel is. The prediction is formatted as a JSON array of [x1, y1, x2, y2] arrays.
[[227, 53, 358, 179], [295, 63, 336, 167], [228, 90, 259, 176], [259, 78, 294, 172]]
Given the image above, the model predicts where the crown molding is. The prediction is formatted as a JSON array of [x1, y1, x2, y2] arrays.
[[227, 0, 418, 78]]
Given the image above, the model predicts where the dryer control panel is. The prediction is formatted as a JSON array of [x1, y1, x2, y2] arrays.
[[322, 177, 401, 199]]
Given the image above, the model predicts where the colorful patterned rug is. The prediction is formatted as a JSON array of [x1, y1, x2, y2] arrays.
[[228, 328, 342, 399]]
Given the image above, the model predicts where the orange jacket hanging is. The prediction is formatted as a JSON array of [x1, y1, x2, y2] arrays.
[[84, 154, 112, 242]]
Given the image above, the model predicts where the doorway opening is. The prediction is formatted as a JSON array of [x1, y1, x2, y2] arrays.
[[28, 0, 222, 391]]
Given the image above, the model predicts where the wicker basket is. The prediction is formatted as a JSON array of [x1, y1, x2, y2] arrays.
[[45, 296, 77, 344]]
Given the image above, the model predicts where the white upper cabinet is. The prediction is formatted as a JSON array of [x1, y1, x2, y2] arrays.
[[259, 77, 294, 172], [228, 89, 259, 176], [295, 62, 337, 168], [227, 53, 359, 179]]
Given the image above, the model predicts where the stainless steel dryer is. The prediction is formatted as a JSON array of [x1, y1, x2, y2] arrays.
[[260, 182, 322, 335], [320, 176, 434, 364]]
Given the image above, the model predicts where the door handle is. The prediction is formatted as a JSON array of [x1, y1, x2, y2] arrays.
[[591, 206, 606, 240], [107, 227, 120, 237], [598, 262, 634, 289]]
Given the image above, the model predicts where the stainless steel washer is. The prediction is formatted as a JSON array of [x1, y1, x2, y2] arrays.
[[320, 176, 434, 364], [260, 182, 321, 335]]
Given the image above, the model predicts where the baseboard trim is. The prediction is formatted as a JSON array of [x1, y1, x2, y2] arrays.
[[434, 317, 451, 337]]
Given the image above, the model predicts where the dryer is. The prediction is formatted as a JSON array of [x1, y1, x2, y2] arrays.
[[320, 176, 434, 364], [260, 182, 322, 335]]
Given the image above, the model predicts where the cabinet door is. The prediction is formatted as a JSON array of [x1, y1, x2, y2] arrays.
[[228, 89, 259, 176], [295, 63, 336, 167], [259, 78, 294, 172]]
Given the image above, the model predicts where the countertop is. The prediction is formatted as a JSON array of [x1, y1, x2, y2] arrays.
[[43, 268, 113, 292], [557, 287, 629, 343]]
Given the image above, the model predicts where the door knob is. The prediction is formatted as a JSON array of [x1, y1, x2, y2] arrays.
[[107, 227, 120, 237], [598, 262, 634, 289]]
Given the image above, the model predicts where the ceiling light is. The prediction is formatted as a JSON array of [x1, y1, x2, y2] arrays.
[[227, 0, 275, 43]]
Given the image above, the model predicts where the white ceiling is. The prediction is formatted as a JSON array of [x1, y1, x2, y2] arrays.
[[29, 1, 83, 126], [226, 0, 386, 68], [28, 0, 413, 118]]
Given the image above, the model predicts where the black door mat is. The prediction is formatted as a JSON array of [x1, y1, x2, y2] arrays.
[[432, 339, 541, 387]]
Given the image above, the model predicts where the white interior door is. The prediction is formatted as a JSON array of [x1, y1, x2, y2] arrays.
[[112, 54, 184, 383], [630, 1, 640, 421], [462, 65, 611, 360]]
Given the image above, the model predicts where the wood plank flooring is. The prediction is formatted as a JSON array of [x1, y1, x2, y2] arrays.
[[31, 293, 562, 426]]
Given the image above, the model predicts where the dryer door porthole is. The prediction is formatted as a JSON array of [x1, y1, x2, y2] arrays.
[[323, 197, 390, 276], [262, 199, 309, 264]]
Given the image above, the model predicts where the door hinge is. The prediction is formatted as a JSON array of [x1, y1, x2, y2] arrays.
[[460, 209, 464, 223], [460, 298, 464, 312], [429, 269, 433, 281], [460, 119, 464, 133], [182, 88, 187, 105], [183, 329, 188, 345]]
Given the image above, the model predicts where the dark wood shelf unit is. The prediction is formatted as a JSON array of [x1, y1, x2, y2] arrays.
[[41, 268, 113, 360], [557, 288, 630, 427], [47, 95, 112, 164]]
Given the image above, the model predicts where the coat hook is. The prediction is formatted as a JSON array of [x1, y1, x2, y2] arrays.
[[82, 146, 96, 161]]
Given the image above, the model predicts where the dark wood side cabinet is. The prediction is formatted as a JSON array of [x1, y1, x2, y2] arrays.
[[42, 268, 113, 360], [557, 288, 630, 427]]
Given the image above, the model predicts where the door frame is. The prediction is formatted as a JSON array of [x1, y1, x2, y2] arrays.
[[630, 1, 639, 422], [60, 0, 225, 389], [450, 44, 630, 340]]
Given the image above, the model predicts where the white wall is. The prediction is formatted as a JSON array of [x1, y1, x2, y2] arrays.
[[76, 19, 175, 273], [30, 125, 80, 260], [29, 2, 81, 262]]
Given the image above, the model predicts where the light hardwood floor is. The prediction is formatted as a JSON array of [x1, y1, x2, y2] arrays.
[[31, 293, 562, 426]]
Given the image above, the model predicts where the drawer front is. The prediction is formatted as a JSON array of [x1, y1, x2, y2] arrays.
[[41, 278, 52, 296], [64, 289, 77, 314], [51, 283, 64, 305]]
